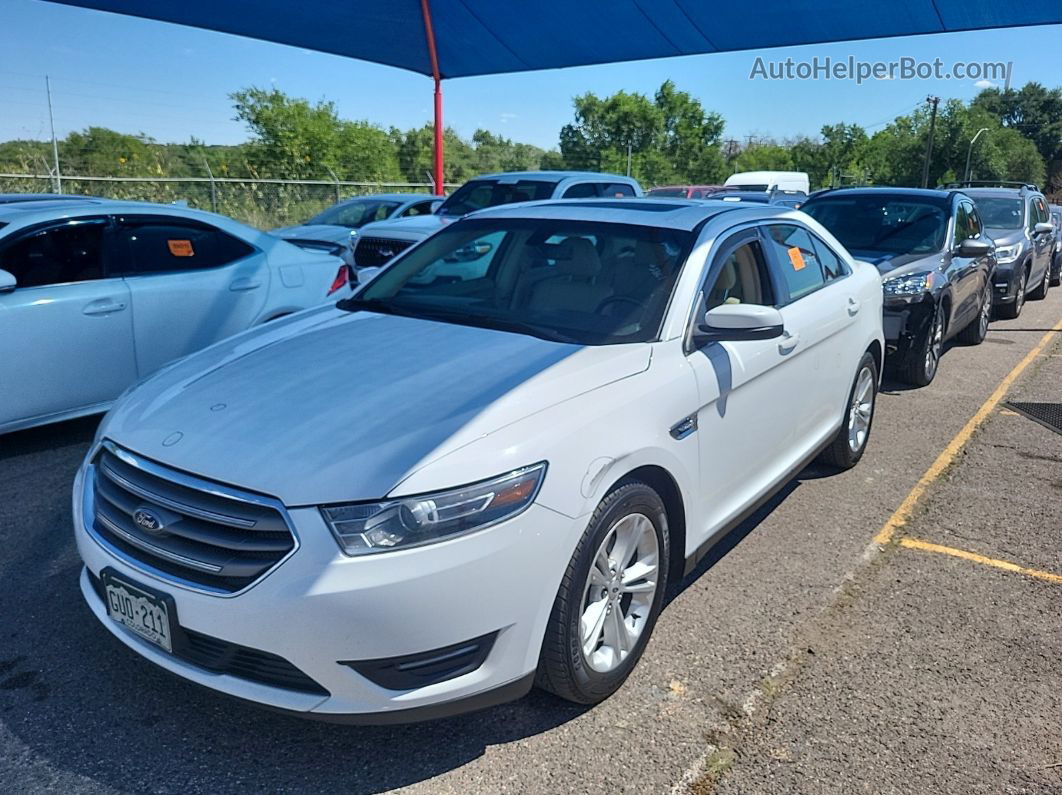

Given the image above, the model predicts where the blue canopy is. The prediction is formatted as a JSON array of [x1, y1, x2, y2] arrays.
[[42, 0, 1062, 79]]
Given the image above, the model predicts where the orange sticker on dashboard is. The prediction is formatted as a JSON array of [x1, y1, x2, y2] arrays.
[[787, 246, 806, 271], [168, 239, 194, 257]]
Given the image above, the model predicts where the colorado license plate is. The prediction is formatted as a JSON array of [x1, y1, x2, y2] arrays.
[[101, 570, 174, 653]]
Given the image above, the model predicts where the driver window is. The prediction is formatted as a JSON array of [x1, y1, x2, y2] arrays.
[[0, 220, 107, 288], [705, 239, 773, 310]]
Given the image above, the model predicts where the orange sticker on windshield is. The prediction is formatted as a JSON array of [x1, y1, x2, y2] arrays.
[[168, 239, 194, 257], [787, 246, 806, 271]]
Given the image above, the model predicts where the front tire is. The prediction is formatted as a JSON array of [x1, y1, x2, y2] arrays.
[[998, 267, 1027, 319], [1029, 263, 1050, 301], [896, 300, 944, 386], [818, 351, 878, 469], [536, 480, 670, 704]]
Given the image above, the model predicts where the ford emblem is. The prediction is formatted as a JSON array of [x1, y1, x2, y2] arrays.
[[132, 507, 165, 534]]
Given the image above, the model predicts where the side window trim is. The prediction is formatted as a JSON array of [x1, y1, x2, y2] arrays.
[[683, 225, 778, 353], [762, 222, 843, 305], [0, 215, 113, 289], [114, 214, 257, 277], [808, 231, 852, 281]]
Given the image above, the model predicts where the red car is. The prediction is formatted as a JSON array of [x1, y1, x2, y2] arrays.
[[646, 185, 727, 199]]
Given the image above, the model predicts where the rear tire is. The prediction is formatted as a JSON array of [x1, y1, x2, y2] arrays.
[[1029, 264, 1050, 301], [896, 301, 944, 387], [956, 285, 991, 345], [536, 480, 669, 704], [1050, 253, 1061, 287], [818, 351, 877, 470]]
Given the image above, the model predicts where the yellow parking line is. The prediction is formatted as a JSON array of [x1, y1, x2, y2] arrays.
[[874, 315, 1062, 546], [900, 538, 1062, 584]]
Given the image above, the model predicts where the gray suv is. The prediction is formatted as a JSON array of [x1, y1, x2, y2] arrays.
[[951, 182, 1055, 318]]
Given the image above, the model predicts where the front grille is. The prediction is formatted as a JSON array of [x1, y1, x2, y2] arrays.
[[354, 235, 413, 267], [87, 573, 327, 696], [90, 445, 295, 593]]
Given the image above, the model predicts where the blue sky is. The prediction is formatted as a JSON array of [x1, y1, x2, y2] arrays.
[[3, 0, 1061, 151]]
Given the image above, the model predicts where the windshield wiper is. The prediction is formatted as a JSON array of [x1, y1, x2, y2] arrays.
[[335, 296, 412, 316]]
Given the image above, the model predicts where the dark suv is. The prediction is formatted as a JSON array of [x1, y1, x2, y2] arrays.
[[1049, 204, 1062, 286], [949, 182, 1054, 317], [803, 187, 994, 387]]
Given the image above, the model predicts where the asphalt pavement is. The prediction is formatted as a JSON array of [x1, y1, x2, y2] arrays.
[[1, 288, 1060, 794]]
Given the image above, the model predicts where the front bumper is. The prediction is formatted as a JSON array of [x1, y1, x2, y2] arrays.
[[992, 265, 1019, 304], [882, 295, 934, 357], [73, 453, 575, 722]]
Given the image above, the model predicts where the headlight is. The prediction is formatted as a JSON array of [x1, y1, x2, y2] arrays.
[[882, 271, 934, 297], [321, 463, 547, 556], [994, 243, 1021, 264]]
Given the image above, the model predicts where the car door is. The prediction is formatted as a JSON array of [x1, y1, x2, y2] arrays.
[[1031, 197, 1052, 285], [682, 227, 808, 536], [944, 199, 981, 327], [761, 223, 863, 453], [111, 214, 269, 376], [0, 216, 136, 427]]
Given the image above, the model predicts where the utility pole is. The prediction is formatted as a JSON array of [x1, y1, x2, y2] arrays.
[[626, 141, 632, 177], [963, 127, 989, 183], [920, 95, 940, 189], [45, 75, 62, 194], [202, 156, 218, 213]]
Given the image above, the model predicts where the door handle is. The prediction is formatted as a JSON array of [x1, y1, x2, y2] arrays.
[[846, 297, 861, 316], [778, 331, 800, 354], [83, 300, 127, 316], [229, 277, 262, 292]]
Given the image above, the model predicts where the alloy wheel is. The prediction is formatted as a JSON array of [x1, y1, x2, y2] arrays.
[[847, 365, 875, 454], [978, 287, 991, 338], [580, 512, 659, 673], [924, 305, 944, 381], [1016, 270, 1027, 313]]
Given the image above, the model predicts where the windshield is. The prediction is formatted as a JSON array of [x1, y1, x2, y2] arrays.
[[307, 199, 403, 228], [971, 197, 1024, 229], [437, 179, 558, 217], [347, 218, 693, 345], [647, 187, 688, 197], [803, 196, 948, 256]]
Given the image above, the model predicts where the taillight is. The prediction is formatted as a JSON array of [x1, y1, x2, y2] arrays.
[[327, 264, 352, 296]]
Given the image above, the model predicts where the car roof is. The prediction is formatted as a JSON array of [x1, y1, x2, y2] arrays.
[[469, 170, 635, 182], [337, 193, 438, 203], [960, 186, 1033, 198], [459, 197, 790, 231], [805, 186, 955, 203], [0, 193, 97, 204], [0, 198, 254, 232]]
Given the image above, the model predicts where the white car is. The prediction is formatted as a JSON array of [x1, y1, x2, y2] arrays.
[[351, 171, 643, 278], [73, 198, 883, 723], [0, 198, 353, 434]]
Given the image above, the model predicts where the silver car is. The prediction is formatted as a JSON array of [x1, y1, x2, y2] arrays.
[[271, 194, 442, 266]]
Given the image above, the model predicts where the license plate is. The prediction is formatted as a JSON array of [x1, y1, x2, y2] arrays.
[[101, 570, 174, 653]]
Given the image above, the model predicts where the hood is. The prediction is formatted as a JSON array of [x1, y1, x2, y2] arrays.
[[270, 224, 353, 244], [100, 309, 650, 506], [357, 214, 453, 242], [846, 249, 939, 278], [985, 228, 1026, 247]]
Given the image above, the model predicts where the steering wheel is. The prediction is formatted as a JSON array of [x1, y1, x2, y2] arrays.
[[596, 295, 646, 316]]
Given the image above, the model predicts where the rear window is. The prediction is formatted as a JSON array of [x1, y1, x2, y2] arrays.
[[438, 179, 558, 216]]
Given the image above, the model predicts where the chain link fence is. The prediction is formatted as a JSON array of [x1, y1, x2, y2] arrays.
[[0, 174, 459, 230]]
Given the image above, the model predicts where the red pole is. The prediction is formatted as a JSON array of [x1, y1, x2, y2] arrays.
[[421, 0, 444, 196], [433, 76, 444, 196]]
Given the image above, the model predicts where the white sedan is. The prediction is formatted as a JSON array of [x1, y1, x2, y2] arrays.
[[74, 198, 883, 722], [0, 198, 353, 434]]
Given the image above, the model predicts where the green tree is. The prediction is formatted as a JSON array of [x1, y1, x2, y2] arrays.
[[558, 80, 725, 185], [973, 82, 1062, 190]]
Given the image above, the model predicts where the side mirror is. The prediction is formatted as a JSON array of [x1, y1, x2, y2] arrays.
[[354, 266, 382, 286], [958, 238, 992, 258], [696, 304, 784, 343], [0, 269, 15, 294], [1034, 222, 1054, 235]]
